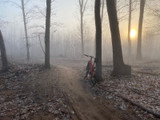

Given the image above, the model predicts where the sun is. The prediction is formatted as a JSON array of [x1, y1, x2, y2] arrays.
[[130, 30, 136, 38]]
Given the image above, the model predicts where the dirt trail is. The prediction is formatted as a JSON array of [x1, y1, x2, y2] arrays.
[[57, 66, 120, 120]]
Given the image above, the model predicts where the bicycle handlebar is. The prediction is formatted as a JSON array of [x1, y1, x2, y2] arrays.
[[84, 54, 95, 59]]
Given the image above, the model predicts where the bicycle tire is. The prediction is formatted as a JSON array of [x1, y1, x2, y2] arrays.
[[89, 75, 96, 87]]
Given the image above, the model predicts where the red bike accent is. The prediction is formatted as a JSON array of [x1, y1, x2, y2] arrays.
[[89, 58, 94, 74], [84, 54, 97, 86]]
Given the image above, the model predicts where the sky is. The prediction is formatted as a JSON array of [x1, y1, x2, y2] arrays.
[[0, 0, 158, 36], [0, 0, 90, 58], [1, 0, 160, 60], [2, 0, 157, 41], [0, 0, 138, 30], [0, 0, 142, 46], [0, 0, 77, 27]]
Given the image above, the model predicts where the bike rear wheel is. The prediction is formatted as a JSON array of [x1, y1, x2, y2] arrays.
[[89, 75, 97, 87]]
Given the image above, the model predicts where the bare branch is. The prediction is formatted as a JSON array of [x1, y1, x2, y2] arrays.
[[28, 25, 45, 30], [24, 0, 30, 6], [34, 6, 46, 17], [7, 0, 22, 9], [82, 0, 88, 14]]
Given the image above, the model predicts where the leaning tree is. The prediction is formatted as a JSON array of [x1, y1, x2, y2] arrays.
[[0, 30, 8, 72], [106, 0, 131, 75]]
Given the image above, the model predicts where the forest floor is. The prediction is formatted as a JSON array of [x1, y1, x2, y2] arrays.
[[0, 58, 160, 120]]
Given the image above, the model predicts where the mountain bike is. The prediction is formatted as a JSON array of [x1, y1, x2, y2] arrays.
[[84, 54, 97, 86]]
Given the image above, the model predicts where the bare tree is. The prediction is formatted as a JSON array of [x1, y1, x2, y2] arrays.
[[32, 33, 45, 55], [21, 0, 30, 61], [116, 0, 138, 22], [0, 30, 8, 72], [137, 0, 145, 60], [95, 0, 102, 81], [45, 0, 51, 69], [145, 1, 160, 35], [38, 34, 45, 55], [128, 0, 132, 57], [3, 0, 31, 60], [106, 0, 131, 75], [28, 0, 56, 58], [78, 0, 88, 56]]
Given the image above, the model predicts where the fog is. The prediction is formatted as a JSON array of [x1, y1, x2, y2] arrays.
[[1, 1, 160, 119], [1, 0, 160, 64]]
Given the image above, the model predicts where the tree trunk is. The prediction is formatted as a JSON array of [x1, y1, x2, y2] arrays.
[[128, 0, 132, 57], [80, 13, 84, 56], [101, 0, 105, 23], [106, 0, 131, 76], [45, 0, 51, 69], [95, 0, 102, 81], [137, 0, 145, 60], [0, 30, 8, 72], [114, 0, 117, 11], [38, 35, 45, 55], [79, 0, 87, 56], [21, 0, 30, 61]]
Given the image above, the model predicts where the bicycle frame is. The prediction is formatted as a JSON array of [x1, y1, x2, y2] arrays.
[[89, 57, 94, 74], [84, 54, 96, 86]]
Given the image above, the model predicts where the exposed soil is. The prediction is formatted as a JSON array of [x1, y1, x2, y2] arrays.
[[1, 58, 160, 120], [57, 66, 120, 120]]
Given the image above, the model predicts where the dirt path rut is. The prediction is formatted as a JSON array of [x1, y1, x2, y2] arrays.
[[57, 66, 120, 120]]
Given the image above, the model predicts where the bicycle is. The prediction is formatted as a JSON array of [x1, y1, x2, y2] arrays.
[[84, 54, 97, 86]]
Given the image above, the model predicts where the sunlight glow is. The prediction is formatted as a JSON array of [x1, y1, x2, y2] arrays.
[[130, 30, 136, 38]]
